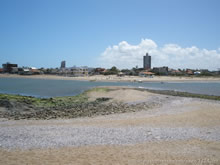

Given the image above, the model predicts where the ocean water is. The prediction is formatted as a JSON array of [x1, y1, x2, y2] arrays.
[[0, 77, 220, 97]]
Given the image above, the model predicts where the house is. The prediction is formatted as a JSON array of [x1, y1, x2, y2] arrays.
[[186, 69, 193, 75], [93, 68, 106, 75], [2, 63, 18, 73], [70, 66, 89, 76], [139, 71, 155, 77], [11, 67, 18, 74], [30, 67, 41, 75], [117, 72, 125, 77], [194, 71, 201, 75], [19, 68, 32, 75], [169, 69, 182, 75]]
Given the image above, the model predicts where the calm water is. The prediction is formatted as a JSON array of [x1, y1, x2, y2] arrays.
[[0, 77, 220, 97]]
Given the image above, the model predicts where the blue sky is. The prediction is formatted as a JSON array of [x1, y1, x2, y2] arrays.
[[0, 0, 219, 70]]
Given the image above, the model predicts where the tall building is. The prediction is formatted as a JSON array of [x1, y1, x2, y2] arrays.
[[143, 53, 151, 70], [2, 62, 18, 73], [60, 61, 66, 68]]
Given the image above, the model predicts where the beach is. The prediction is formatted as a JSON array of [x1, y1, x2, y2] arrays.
[[1, 0, 219, 164], [0, 87, 220, 164], [1, 73, 220, 82]]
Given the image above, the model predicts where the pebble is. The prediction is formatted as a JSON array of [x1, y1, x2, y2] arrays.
[[0, 125, 220, 149]]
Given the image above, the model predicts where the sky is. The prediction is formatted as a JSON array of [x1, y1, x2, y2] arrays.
[[0, 0, 219, 70]]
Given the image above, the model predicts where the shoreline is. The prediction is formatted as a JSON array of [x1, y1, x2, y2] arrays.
[[1, 73, 220, 82], [1, 86, 220, 100]]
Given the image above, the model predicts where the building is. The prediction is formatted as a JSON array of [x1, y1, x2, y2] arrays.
[[152, 66, 168, 75], [69, 66, 89, 76], [2, 63, 18, 73], [30, 67, 41, 74], [18, 68, 32, 75], [169, 69, 182, 75], [194, 71, 201, 75], [60, 61, 66, 68], [93, 68, 106, 75], [139, 71, 155, 77], [117, 72, 125, 77], [143, 53, 151, 70], [186, 69, 193, 75]]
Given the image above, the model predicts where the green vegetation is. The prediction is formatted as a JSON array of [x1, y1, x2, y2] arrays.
[[104, 66, 119, 75], [0, 87, 135, 120], [0, 87, 115, 112], [0, 91, 89, 109]]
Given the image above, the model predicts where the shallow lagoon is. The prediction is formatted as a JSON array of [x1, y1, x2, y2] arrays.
[[0, 77, 220, 97]]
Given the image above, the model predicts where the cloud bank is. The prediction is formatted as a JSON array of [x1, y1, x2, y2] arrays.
[[98, 39, 220, 70]]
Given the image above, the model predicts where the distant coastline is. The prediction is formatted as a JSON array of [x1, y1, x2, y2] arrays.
[[0, 73, 220, 82]]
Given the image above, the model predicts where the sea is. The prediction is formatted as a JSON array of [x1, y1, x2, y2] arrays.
[[0, 77, 220, 98]]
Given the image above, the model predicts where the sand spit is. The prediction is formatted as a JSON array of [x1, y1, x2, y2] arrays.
[[0, 87, 169, 120]]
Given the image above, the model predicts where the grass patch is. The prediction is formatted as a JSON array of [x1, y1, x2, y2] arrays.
[[0, 92, 89, 109], [0, 87, 113, 109], [0, 94, 40, 104]]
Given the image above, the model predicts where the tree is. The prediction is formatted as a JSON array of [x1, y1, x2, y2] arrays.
[[104, 66, 119, 75], [110, 66, 118, 72]]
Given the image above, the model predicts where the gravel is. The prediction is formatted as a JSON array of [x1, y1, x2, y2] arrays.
[[1, 96, 220, 150], [1, 125, 220, 150]]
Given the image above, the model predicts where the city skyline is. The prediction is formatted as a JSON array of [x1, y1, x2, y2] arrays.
[[0, 0, 219, 70]]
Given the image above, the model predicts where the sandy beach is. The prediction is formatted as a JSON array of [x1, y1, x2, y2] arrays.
[[0, 87, 220, 164], [1, 73, 220, 82]]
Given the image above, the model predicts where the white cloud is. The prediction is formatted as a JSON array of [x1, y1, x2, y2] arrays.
[[98, 39, 220, 70]]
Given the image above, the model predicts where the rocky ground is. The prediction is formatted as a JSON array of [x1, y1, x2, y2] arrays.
[[0, 87, 220, 164], [0, 87, 167, 120]]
